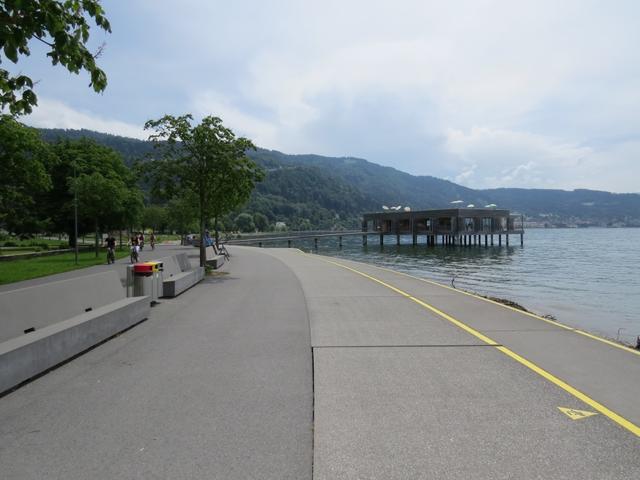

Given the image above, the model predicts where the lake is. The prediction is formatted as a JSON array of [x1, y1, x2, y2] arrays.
[[285, 228, 640, 344]]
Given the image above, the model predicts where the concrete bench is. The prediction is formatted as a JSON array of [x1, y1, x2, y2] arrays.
[[0, 270, 149, 393], [159, 253, 204, 298], [205, 246, 226, 269]]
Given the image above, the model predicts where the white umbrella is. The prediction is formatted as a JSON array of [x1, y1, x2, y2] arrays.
[[466, 204, 475, 208], [382, 205, 389, 210], [484, 203, 497, 208], [404, 206, 411, 212], [450, 200, 464, 204]]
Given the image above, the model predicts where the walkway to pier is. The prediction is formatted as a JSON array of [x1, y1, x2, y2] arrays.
[[1, 247, 639, 479]]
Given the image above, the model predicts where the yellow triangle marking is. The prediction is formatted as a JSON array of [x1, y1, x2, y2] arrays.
[[558, 407, 599, 420]]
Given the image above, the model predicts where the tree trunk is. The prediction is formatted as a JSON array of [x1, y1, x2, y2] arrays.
[[199, 194, 206, 268], [94, 219, 99, 258], [67, 226, 77, 248]]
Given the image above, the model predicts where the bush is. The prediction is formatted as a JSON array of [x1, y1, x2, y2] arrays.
[[3, 241, 18, 247], [27, 241, 49, 250]]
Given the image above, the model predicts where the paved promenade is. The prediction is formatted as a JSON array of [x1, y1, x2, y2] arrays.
[[1, 246, 639, 479]]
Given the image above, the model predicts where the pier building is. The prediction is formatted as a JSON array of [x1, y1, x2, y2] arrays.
[[362, 208, 524, 246]]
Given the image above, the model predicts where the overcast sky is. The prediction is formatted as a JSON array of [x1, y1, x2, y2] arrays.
[[18, 0, 640, 193]]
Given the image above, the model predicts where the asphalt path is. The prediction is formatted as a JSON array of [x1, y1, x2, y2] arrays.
[[1, 246, 639, 479], [0, 247, 313, 479], [260, 248, 640, 480]]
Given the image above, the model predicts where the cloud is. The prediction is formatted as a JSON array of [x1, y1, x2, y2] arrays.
[[190, 91, 278, 148], [15, 0, 640, 192], [445, 126, 640, 192], [25, 98, 146, 139]]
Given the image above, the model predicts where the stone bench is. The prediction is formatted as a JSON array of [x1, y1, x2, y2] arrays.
[[205, 246, 226, 269], [0, 270, 150, 393], [159, 253, 204, 298]]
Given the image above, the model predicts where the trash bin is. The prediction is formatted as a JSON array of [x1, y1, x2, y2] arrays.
[[132, 261, 164, 303]]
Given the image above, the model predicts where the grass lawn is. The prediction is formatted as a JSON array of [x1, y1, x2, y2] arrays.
[[0, 248, 130, 285]]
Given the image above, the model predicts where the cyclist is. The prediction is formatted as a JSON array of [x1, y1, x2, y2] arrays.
[[138, 232, 145, 251], [105, 234, 117, 264]]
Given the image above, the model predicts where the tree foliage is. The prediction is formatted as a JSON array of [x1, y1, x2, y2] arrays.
[[0, 0, 111, 115], [45, 138, 143, 247], [144, 114, 264, 265], [141, 204, 167, 232], [0, 115, 55, 232], [234, 213, 255, 233]]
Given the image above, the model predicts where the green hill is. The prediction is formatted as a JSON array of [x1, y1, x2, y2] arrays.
[[37, 128, 640, 228]]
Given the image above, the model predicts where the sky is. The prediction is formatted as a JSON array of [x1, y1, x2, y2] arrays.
[[16, 0, 640, 193]]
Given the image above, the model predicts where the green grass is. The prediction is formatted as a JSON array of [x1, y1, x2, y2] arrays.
[[0, 248, 129, 285]]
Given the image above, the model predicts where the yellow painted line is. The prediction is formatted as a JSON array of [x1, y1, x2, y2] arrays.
[[346, 260, 640, 357], [304, 253, 640, 438], [497, 346, 639, 436]]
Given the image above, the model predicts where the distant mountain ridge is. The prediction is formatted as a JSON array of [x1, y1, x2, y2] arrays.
[[38, 128, 640, 228]]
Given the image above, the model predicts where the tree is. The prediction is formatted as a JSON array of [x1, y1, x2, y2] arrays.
[[141, 204, 167, 232], [44, 138, 142, 249], [144, 114, 264, 266], [0, 115, 54, 233], [0, 0, 111, 115], [253, 212, 268, 232], [235, 213, 255, 233], [166, 193, 198, 244]]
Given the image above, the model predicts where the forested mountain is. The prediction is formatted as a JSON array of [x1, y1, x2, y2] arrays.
[[38, 128, 640, 228]]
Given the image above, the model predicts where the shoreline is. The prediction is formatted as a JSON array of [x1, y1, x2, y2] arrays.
[[322, 248, 640, 351], [451, 287, 638, 350]]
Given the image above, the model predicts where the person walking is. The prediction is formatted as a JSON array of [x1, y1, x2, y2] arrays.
[[130, 235, 140, 263]]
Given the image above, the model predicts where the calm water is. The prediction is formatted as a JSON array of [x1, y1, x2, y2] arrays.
[[281, 229, 640, 344]]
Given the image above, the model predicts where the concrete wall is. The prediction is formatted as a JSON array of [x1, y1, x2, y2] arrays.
[[0, 270, 150, 394], [0, 297, 149, 393], [0, 271, 125, 343]]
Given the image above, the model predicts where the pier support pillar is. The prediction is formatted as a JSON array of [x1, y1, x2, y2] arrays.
[[506, 234, 509, 246], [380, 234, 384, 246], [339, 236, 343, 248], [485, 235, 488, 247], [520, 233, 524, 246], [491, 235, 494, 246], [499, 234, 502, 246], [362, 235, 367, 246], [396, 234, 400, 246], [288, 239, 291, 248]]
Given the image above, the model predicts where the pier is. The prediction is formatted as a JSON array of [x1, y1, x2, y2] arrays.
[[362, 207, 525, 247], [226, 208, 524, 249], [1, 246, 639, 479]]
